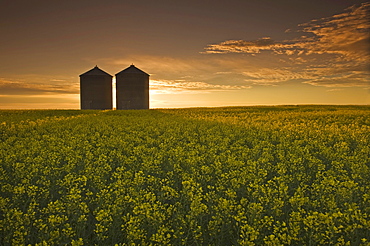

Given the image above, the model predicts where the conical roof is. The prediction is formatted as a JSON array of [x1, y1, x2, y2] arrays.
[[115, 65, 149, 76], [80, 66, 112, 77]]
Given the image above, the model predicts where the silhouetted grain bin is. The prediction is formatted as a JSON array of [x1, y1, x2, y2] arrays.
[[80, 66, 113, 110], [116, 65, 149, 110]]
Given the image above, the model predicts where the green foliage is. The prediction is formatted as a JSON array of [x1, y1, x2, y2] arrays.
[[0, 106, 369, 245]]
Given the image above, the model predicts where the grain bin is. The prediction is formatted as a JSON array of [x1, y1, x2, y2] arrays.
[[115, 65, 149, 110], [79, 66, 113, 110]]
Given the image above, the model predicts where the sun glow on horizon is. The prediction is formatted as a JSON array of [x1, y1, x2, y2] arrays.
[[112, 77, 116, 109]]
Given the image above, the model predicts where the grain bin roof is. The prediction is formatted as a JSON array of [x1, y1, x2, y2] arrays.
[[115, 65, 149, 76], [80, 66, 112, 77]]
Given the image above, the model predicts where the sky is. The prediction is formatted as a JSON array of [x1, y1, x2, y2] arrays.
[[0, 0, 369, 109]]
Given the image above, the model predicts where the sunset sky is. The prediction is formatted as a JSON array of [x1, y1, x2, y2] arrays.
[[0, 0, 369, 109]]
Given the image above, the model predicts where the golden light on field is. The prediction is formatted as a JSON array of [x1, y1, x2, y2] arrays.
[[1, 106, 369, 243]]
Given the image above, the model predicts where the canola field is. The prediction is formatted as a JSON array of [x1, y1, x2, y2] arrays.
[[0, 106, 369, 245]]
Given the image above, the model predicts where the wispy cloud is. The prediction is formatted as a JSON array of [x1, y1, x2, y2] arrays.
[[0, 78, 79, 95], [203, 2, 370, 88], [105, 55, 255, 89], [242, 68, 308, 85], [150, 79, 250, 94], [203, 37, 276, 54], [304, 71, 370, 87]]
